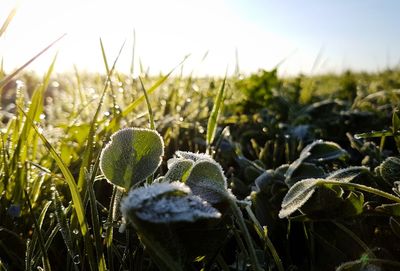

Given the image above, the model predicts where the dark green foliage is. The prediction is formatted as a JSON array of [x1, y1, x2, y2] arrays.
[[235, 69, 282, 113]]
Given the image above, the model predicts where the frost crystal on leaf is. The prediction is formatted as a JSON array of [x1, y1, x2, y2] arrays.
[[185, 159, 231, 204], [164, 158, 194, 182], [279, 178, 322, 218], [175, 151, 213, 162], [120, 182, 221, 224]]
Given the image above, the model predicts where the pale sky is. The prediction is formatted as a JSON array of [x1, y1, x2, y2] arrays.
[[1, 0, 400, 76]]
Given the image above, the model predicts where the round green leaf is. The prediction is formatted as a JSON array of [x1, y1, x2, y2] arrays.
[[100, 127, 164, 190]]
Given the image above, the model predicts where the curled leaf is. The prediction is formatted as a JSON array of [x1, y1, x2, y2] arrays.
[[186, 159, 231, 204], [164, 158, 194, 182], [100, 128, 164, 190]]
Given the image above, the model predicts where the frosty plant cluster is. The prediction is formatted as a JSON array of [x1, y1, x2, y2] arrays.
[[99, 127, 263, 271]]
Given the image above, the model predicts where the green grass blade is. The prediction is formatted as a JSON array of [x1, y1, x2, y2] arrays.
[[99, 38, 111, 75], [25, 239, 32, 271], [11, 55, 57, 203], [52, 188, 76, 259], [100, 38, 118, 116], [24, 191, 51, 271], [73, 65, 87, 109], [0, 34, 66, 89], [139, 77, 155, 130], [206, 76, 226, 150], [74, 40, 125, 271], [130, 29, 136, 76], [76, 40, 126, 191], [31, 224, 62, 270], [86, 153, 107, 270], [25, 200, 51, 271]]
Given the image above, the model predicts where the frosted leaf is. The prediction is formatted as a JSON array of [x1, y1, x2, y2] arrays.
[[285, 163, 325, 187], [175, 151, 213, 162], [285, 140, 348, 182], [186, 159, 231, 204], [120, 182, 221, 224], [327, 166, 370, 183], [302, 140, 349, 163], [279, 178, 322, 218], [164, 158, 194, 182], [121, 182, 190, 209], [100, 128, 164, 190], [379, 157, 400, 184]]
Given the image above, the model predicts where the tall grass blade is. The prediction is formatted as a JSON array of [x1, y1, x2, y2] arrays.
[[76, 40, 125, 191], [100, 38, 118, 115], [24, 191, 51, 271], [25, 201, 51, 271], [0, 7, 17, 38], [0, 33, 66, 89], [130, 29, 136, 77], [139, 77, 155, 130], [31, 225, 61, 270], [73, 65, 87, 109], [206, 76, 226, 150], [100, 38, 111, 75], [86, 153, 107, 270], [25, 239, 32, 271], [75, 40, 125, 271], [11, 55, 57, 203], [52, 188, 76, 260]]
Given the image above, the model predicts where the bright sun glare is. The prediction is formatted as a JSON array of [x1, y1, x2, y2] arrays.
[[0, 0, 296, 76]]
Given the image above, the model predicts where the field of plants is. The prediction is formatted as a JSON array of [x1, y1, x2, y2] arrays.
[[3, 11, 400, 271]]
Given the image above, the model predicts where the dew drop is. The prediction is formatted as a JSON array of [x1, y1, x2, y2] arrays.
[[72, 229, 79, 235], [72, 254, 80, 265]]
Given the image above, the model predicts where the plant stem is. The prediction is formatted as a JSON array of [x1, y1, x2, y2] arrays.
[[322, 180, 400, 203], [230, 200, 263, 271], [245, 205, 284, 271]]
